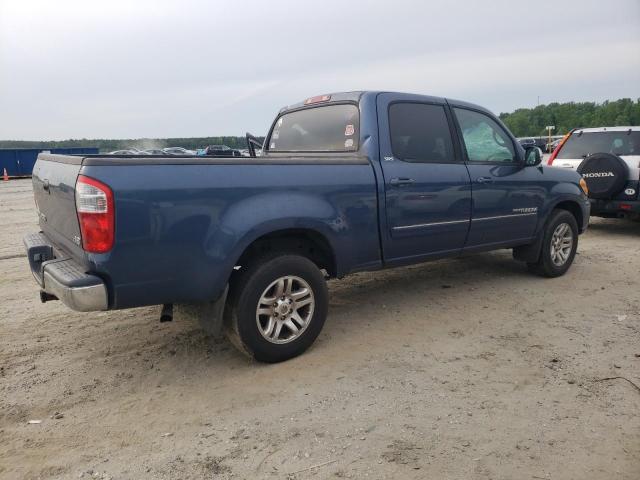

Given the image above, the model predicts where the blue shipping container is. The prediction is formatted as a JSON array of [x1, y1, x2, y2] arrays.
[[0, 148, 99, 177]]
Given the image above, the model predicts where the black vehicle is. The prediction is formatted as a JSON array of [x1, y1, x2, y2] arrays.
[[519, 137, 548, 152], [204, 145, 242, 157]]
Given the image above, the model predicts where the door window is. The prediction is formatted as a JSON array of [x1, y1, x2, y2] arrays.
[[454, 108, 516, 163], [389, 103, 455, 163]]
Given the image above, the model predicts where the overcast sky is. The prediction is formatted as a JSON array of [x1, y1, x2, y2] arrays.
[[1, 0, 639, 140]]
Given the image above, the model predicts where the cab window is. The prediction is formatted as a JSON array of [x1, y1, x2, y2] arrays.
[[454, 108, 516, 163], [388, 103, 455, 163], [268, 104, 359, 152]]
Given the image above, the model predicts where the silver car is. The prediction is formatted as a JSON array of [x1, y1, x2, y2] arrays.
[[162, 147, 196, 156]]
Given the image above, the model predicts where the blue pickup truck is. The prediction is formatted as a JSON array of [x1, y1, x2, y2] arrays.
[[24, 91, 590, 362]]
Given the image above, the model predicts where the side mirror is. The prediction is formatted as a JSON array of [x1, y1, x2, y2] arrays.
[[524, 146, 543, 166]]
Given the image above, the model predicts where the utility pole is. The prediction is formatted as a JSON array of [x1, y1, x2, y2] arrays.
[[546, 125, 555, 152]]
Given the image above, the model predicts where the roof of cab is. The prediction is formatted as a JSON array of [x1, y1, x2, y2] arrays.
[[279, 91, 365, 113], [279, 91, 492, 116]]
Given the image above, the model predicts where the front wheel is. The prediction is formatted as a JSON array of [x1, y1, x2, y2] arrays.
[[224, 254, 328, 363], [527, 209, 579, 277]]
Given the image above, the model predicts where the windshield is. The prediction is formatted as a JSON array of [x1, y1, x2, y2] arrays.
[[558, 131, 640, 158], [268, 104, 359, 152]]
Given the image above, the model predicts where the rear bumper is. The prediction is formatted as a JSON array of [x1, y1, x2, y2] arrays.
[[23, 232, 108, 312], [589, 199, 640, 217]]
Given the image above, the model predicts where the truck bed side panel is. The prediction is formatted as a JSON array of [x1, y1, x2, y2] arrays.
[[79, 162, 380, 309]]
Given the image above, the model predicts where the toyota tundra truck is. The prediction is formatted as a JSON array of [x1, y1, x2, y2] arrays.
[[24, 91, 590, 362]]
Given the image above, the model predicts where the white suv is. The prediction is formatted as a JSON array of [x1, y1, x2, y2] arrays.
[[548, 126, 640, 220]]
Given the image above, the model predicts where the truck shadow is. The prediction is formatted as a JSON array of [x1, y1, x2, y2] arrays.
[[330, 251, 528, 313], [50, 247, 561, 415], [11, 245, 590, 435], [155, 250, 530, 364]]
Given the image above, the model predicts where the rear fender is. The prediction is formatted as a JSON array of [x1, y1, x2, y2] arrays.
[[209, 192, 341, 295]]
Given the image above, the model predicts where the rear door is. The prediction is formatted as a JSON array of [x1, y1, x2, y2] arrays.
[[376, 93, 472, 263], [451, 106, 541, 247]]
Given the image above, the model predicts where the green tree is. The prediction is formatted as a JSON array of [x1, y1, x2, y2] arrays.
[[499, 98, 640, 137]]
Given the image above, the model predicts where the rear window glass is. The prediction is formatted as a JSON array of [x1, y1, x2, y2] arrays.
[[558, 131, 640, 158], [268, 104, 359, 152]]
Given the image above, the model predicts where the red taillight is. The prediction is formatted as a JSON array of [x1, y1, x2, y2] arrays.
[[75, 175, 114, 253], [548, 131, 572, 165]]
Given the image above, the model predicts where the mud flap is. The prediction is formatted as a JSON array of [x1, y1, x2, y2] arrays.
[[173, 285, 229, 339], [512, 233, 543, 263]]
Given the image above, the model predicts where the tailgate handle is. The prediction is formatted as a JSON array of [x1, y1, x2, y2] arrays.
[[43, 179, 50, 192]]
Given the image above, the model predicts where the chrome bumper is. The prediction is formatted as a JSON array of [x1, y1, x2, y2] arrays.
[[41, 265, 108, 311], [23, 232, 108, 312]]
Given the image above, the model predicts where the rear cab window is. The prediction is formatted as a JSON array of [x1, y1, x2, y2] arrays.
[[558, 131, 640, 159], [268, 104, 359, 152]]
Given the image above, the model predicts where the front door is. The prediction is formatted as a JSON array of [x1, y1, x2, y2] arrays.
[[377, 94, 472, 264], [451, 106, 542, 247]]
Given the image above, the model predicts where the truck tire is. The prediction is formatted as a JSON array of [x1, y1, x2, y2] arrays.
[[224, 254, 328, 363], [527, 209, 578, 278]]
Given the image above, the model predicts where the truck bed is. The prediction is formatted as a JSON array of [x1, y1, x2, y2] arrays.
[[31, 153, 380, 309]]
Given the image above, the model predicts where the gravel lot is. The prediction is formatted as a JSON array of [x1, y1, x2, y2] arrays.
[[1, 178, 639, 479]]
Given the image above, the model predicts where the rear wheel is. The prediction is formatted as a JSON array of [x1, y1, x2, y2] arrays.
[[224, 254, 328, 363], [527, 209, 578, 277]]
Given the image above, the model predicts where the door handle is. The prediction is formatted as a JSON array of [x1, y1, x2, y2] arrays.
[[389, 177, 415, 186], [476, 176, 494, 184]]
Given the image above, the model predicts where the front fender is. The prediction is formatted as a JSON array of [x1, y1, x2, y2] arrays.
[[537, 176, 587, 231], [515, 188, 588, 263]]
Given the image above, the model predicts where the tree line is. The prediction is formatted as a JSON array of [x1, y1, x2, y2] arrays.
[[499, 98, 640, 138], [0, 136, 262, 151], [2, 98, 639, 149]]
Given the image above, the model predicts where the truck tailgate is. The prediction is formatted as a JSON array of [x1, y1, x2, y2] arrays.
[[32, 154, 85, 258]]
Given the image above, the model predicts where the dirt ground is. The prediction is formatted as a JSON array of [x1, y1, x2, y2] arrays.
[[1, 178, 639, 480]]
